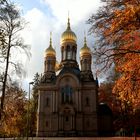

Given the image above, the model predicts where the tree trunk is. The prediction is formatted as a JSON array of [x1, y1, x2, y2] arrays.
[[0, 35, 11, 121]]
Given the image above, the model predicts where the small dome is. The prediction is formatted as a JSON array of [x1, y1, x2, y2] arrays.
[[45, 46, 56, 57], [80, 36, 91, 57], [60, 17, 77, 44], [45, 33, 56, 57]]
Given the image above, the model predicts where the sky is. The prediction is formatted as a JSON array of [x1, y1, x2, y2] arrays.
[[12, 0, 102, 92]]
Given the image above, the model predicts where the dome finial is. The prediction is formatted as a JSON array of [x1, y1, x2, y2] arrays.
[[84, 31, 88, 47], [67, 11, 71, 30], [84, 31, 87, 46], [50, 32, 52, 47]]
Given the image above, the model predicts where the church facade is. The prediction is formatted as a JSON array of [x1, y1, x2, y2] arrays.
[[36, 17, 99, 137]]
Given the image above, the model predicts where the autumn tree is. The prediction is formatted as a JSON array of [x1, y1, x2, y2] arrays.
[[98, 70, 122, 130], [99, 82, 113, 105], [0, 84, 27, 137], [88, 0, 140, 112], [98, 71, 137, 134], [0, 0, 30, 120], [98, 69, 115, 104]]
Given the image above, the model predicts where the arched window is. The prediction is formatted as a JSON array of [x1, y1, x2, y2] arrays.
[[72, 46, 76, 60], [47, 60, 51, 71], [61, 85, 73, 104], [83, 59, 87, 71], [86, 59, 89, 70], [61, 88, 64, 103], [46, 97, 50, 106], [67, 45, 71, 59], [44, 60, 47, 72], [61, 46, 64, 60], [86, 120, 90, 127], [65, 116, 69, 122], [46, 121, 49, 127], [86, 97, 90, 106], [63, 47, 66, 60]]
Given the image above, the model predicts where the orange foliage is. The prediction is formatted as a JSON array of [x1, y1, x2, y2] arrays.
[[89, 0, 140, 132], [103, 0, 140, 46], [89, 0, 140, 112], [113, 31, 140, 111], [2, 86, 27, 136]]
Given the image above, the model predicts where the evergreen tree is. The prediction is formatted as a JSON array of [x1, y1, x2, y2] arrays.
[[29, 73, 41, 136]]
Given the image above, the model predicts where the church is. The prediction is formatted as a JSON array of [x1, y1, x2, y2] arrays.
[[36, 17, 99, 137]]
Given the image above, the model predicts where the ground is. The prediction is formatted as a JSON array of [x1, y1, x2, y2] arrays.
[[0, 137, 139, 140]]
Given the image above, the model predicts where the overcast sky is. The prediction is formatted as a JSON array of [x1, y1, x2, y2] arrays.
[[12, 0, 102, 92]]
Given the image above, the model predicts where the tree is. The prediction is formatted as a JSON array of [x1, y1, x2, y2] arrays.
[[0, 0, 30, 120], [1, 84, 27, 137], [0, 0, 7, 5], [99, 82, 113, 105], [32, 73, 40, 113], [29, 73, 40, 136], [88, 0, 140, 135], [88, 0, 140, 110], [98, 72, 137, 135], [88, 0, 140, 69]]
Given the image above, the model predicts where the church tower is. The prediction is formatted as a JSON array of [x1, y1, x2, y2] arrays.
[[36, 17, 98, 137], [43, 33, 56, 82], [80, 35, 93, 81], [60, 17, 79, 68]]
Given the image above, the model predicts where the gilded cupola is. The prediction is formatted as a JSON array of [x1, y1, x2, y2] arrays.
[[45, 33, 56, 57], [80, 36, 91, 57], [60, 17, 77, 44]]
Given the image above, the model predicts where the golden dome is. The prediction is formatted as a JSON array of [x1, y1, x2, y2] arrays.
[[45, 33, 56, 57], [80, 36, 91, 57], [60, 17, 77, 44]]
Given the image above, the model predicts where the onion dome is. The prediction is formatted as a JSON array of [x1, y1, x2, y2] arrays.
[[45, 32, 56, 57], [60, 17, 77, 44], [80, 36, 91, 57]]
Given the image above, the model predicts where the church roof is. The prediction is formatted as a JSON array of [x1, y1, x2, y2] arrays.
[[57, 67, 81, 79]]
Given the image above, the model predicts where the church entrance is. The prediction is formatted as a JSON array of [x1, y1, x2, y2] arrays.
[[64, 114, 72, 131], [59, 105, 75, 136]]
